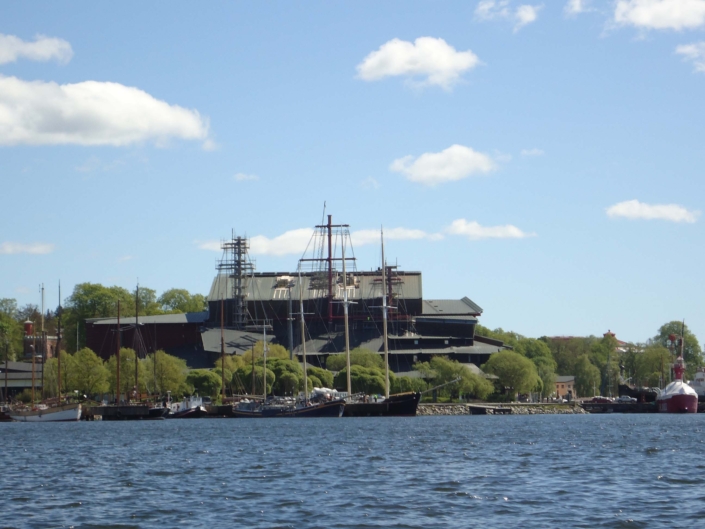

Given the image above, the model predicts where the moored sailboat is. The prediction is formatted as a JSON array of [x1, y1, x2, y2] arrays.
[[342, 228, 420, 417]]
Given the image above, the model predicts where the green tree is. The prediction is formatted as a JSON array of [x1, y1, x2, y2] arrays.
[[515, 338, 556, 398], [482, 351, 541, 396], [234, 365, 276, 395], [390, 376, 427, 394], [106, 348, 141, 399], [158, 289, 207, 313], [42, 351, 74, 398], [69, 348, 109, 396], [574, 354, 601, 397], [186, 369, 223, 398], [333, 365, 386, 394], [544, 336, 597, 377], [264, 358, 302, 389], [414, 356, 494, 400], [141, 350, 190, 396], [135, 287, 164, 316], [307, 366, 334, 388], [326, 348, 383, 371], [62, 283, 134, 353], [589, 334, 620, 396], [635, 345, 671, 388], [652, 321, 703, 377]]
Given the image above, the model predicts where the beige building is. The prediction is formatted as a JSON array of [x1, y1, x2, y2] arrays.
[[555, 375, 576, 399]]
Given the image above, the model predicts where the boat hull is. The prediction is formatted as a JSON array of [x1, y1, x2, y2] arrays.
[[657, 394, 698, 413], [233, 400, 344, 418], [168, 406, 208, 419], [344, 392, 421, 417], [9, 403, 82, 422]]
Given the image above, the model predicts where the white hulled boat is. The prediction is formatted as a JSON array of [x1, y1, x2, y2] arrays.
[[9, 402, 82, 422], [656, 356, 698, 413]]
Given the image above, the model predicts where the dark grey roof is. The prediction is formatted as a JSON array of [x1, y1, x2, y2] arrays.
[[1, 361, 42, 373], [87, 312, 209, 326], [293, 336, 506, 357], [555, 376, 575, 383], [421, 297, 482, 316], [207, 271, 422, 303], [201, 328, 273, 355]]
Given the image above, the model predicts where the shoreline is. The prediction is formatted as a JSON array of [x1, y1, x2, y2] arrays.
[[418, 403, 588, 415]]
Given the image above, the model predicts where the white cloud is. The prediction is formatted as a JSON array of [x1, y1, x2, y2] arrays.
[[119, 255, 134, 262], [565, 0, 591, 15], [351, 228, 442, 246], [0, 75, 210, 147], [0, 33, 73, 65], [198, 226, 444, 257], [614, 0, 705, 30], [445, 219, 536, 240], [515, 4, 543, 30], [0, 242, 55, 255], [521, 148, 544, 156], [250, 229, 317, 257], [361, 177, 380, 190], [233, 172, 259, 182], [606, 199, 700, 222], [475, 1, 544, 32], [390, 144, 497, 186], [196, 240, 223, 252], [356, 37, 480, 89], [676, 41, 705, 71]]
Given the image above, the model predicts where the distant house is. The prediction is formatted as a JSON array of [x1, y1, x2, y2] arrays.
[[555, 375, 576, 399]]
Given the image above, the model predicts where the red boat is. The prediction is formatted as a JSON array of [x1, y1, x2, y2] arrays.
[[656, 355, 698, 413]]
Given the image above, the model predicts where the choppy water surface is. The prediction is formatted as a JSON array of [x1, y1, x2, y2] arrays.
[[2, 414, 705, 528]]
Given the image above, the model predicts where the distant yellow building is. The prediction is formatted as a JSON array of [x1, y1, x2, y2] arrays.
[[555, 375, 576, 399]]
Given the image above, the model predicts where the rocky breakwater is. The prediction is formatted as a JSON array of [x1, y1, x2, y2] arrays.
[[418, 404, 587, 415]]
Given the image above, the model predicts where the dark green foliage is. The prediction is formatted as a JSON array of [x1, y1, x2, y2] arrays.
[[390, 375, 427, 394], [307, 366, 333, 388], [414, 356, 493, 400], [186, 369, 222, 398], [326, 348, 383, 371], [482, 351, 541, 395], [333, 365, 386, 394]]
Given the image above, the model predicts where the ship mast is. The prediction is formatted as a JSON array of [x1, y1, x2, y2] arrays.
[[134, 284, 139, 401], [263, 323, 268, 398], [116, 300, 120, 404], [220, 299, 225, 403], [381, 228, 389, 399], [342, 240, 352, 395], [299, 271, 308, 405], [57, 282, 62, 402]]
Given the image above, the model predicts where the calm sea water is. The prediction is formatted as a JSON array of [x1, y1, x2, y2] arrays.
[[1, 414, 704, 528]]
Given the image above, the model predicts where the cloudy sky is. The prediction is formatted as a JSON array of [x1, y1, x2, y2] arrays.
[[1, 1, 704, 344]]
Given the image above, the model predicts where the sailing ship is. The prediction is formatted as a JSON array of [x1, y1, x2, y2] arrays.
[[341, 228, 420, 417], [9, 283, 82, 422], [231, 271, 345, 418], [9, 402, 82, 422]]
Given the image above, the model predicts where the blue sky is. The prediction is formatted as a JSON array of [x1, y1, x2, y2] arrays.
[[1, 0, 704, 345]]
